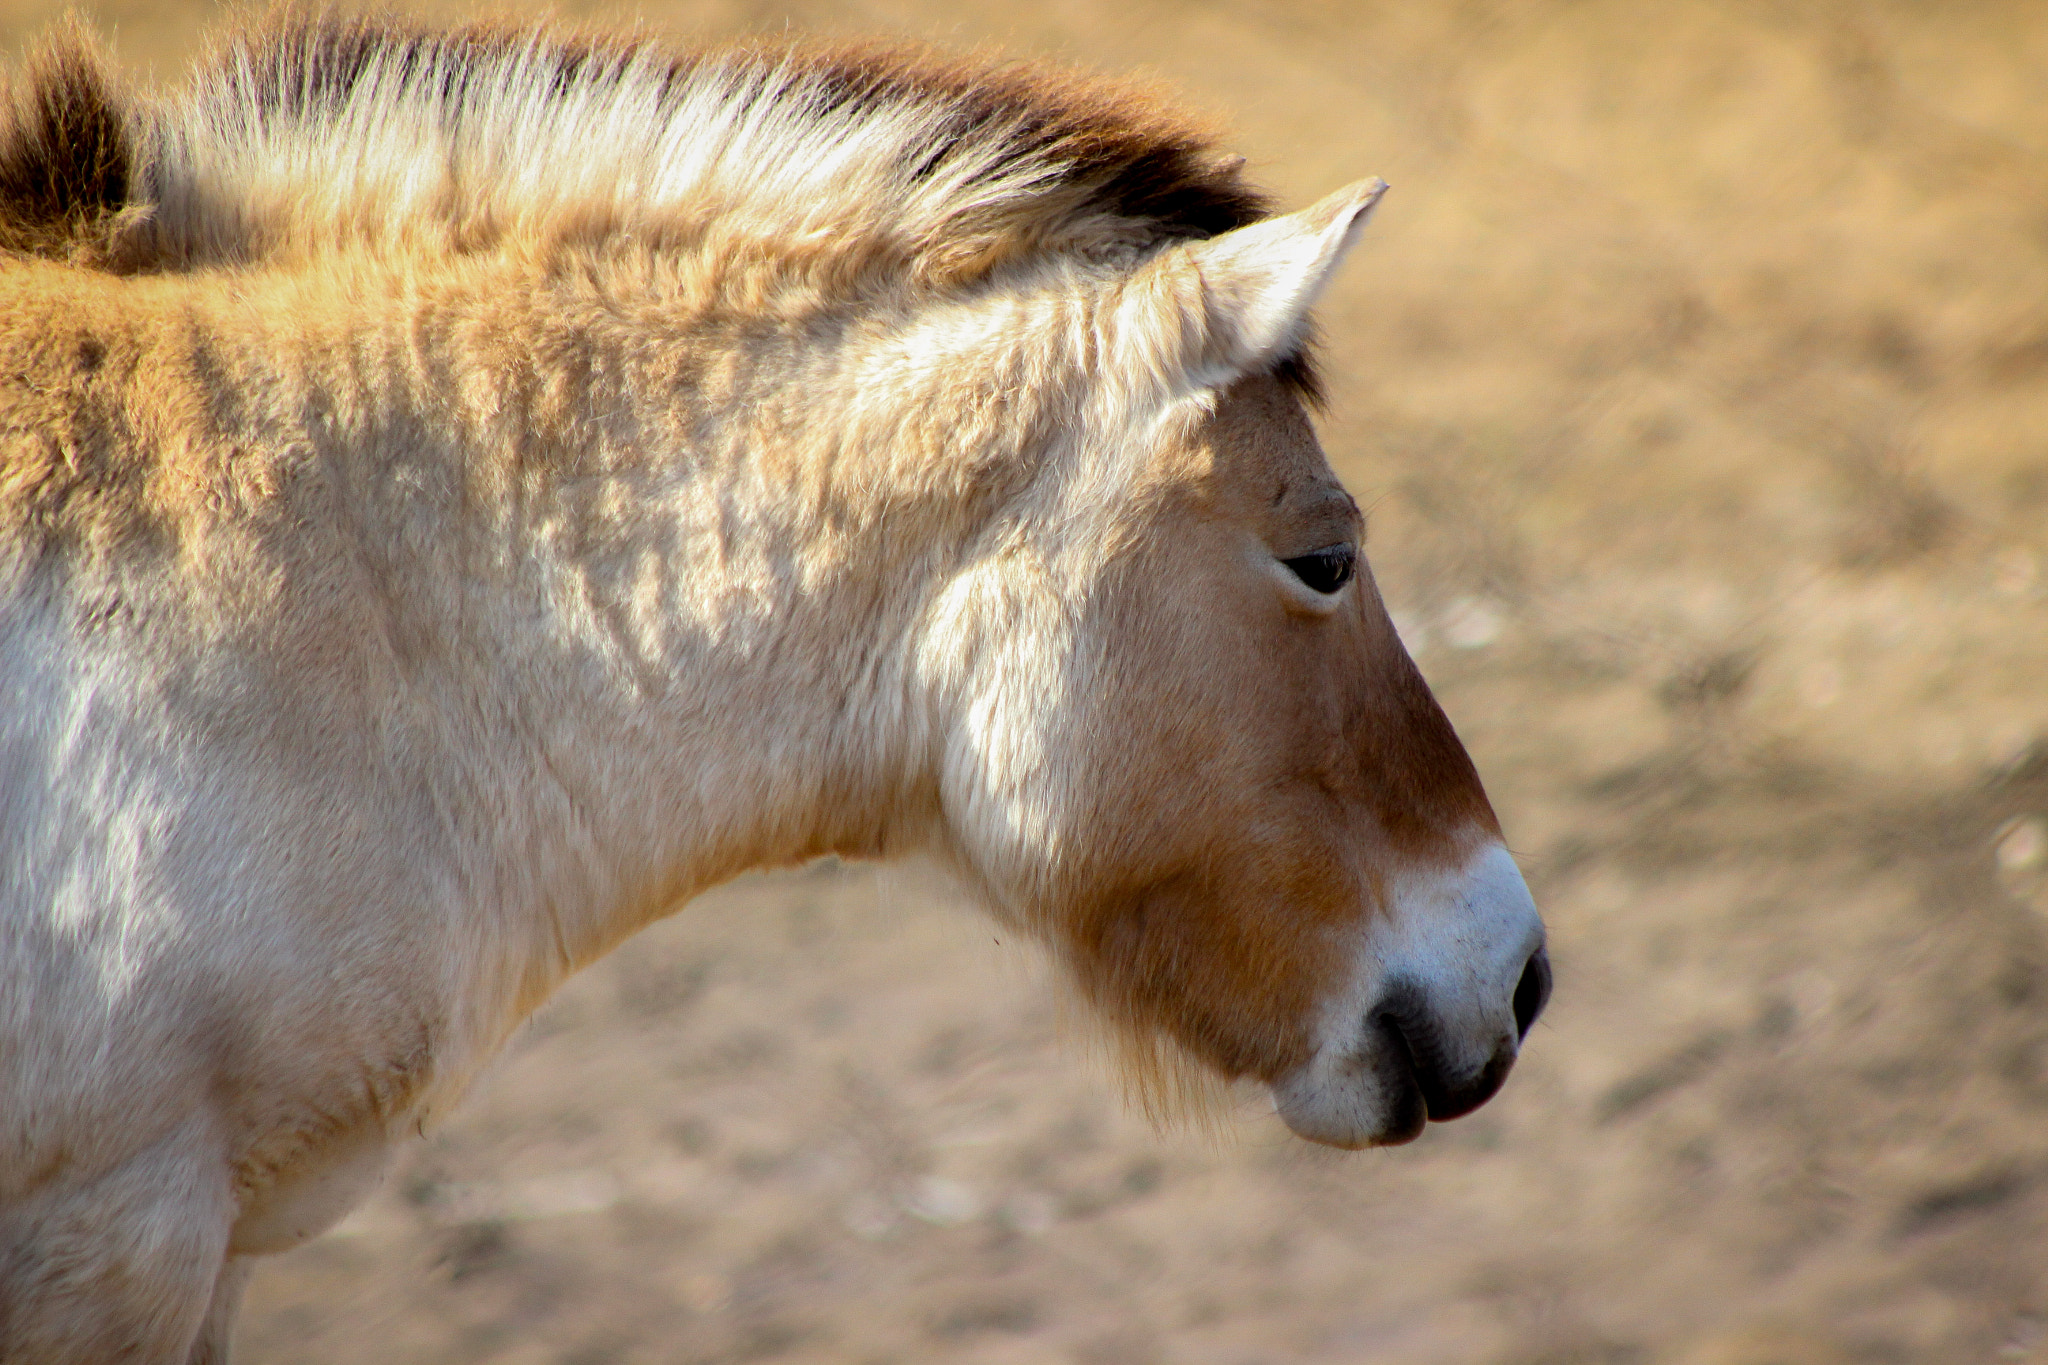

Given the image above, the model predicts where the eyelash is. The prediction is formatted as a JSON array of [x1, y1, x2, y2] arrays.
[[1281, 544, 1356, 594]]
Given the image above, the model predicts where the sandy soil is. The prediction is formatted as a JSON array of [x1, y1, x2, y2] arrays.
[[6, 1, 2048, 1360]]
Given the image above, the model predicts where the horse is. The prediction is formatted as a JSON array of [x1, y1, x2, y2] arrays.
[[0, 15, 1549, 1361]]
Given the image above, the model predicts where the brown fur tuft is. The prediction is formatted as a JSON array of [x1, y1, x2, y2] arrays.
[[0, 23, 134, 264]]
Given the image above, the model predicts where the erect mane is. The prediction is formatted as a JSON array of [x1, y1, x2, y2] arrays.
[[0, 22, 133, 262], [7, 13, 1275, 270], [0, 12, 1323, 397]]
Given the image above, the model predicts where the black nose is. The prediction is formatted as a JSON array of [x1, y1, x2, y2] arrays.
[[1369, 981, 1502, 1122], [1373, 956, 1550, 1125], [1513, 947, 1552, 1042]]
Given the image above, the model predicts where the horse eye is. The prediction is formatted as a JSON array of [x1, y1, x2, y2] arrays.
[[1281, 544, 1356, 594]]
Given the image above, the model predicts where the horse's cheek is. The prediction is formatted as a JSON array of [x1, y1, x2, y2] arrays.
[[1072, 881, 1321, 1082]]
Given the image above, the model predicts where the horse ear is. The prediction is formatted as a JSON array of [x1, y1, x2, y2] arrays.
[[1153, 177, 1387, 386]]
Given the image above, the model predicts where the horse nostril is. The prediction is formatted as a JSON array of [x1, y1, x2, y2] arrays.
[[1513, 947, 1552, 1042]]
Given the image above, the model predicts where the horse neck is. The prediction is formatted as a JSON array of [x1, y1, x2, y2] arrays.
[[293, 247, 1069, 970]]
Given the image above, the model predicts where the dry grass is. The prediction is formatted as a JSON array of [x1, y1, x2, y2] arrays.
[[6, 1, 2047, 1360]]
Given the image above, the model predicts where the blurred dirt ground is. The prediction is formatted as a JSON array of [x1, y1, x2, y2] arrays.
[[8, 1, 2048, 1360]]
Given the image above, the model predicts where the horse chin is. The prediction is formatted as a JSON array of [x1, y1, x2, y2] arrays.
[[1268, 1038, 1430, 1150]]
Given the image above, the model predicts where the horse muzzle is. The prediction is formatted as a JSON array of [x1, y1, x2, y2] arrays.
[[1271, 843, 1550, 1148]]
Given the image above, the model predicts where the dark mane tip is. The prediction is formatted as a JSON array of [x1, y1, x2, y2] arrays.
[[0, 12, 1328, 401], [1273, 344, 1327, 410], [0, 23, 133, 262], [211, 16, 1278, 254]]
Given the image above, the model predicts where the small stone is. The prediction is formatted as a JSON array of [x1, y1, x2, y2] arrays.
[[1442, 597, 1504, 650], [905, 1176, 982, 1226], [1998, 818, 2047, 874]]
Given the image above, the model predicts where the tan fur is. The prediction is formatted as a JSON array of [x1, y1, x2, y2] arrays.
[[0, 15, 1541, 1362]]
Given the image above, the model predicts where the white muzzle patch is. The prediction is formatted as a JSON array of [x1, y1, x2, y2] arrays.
[[1273, 842, 1548, 1148]]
